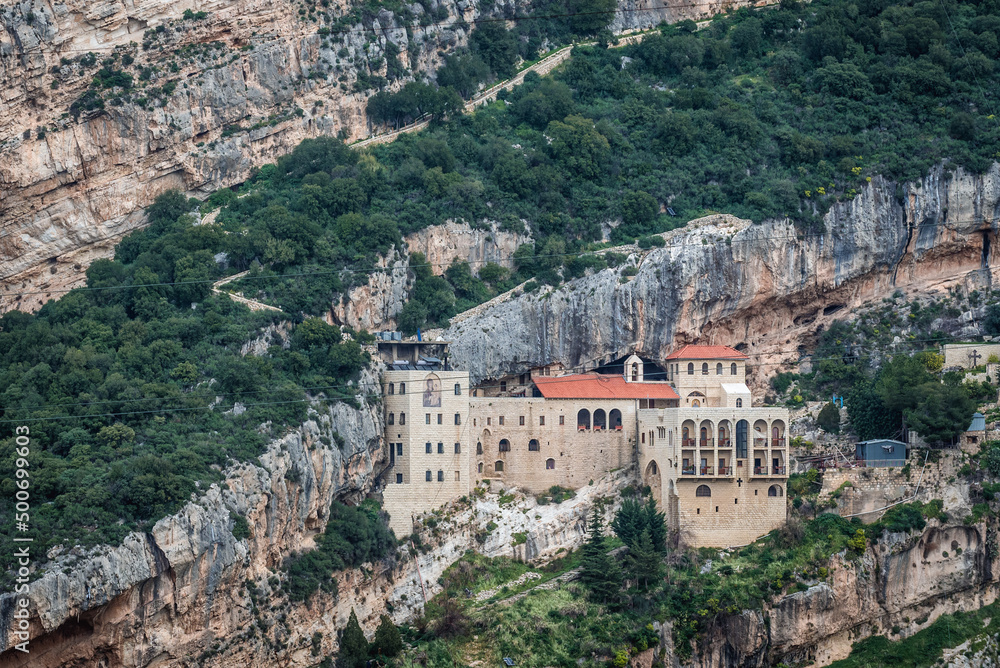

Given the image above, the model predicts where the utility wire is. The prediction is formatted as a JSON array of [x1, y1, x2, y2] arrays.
[[0, 214, 993, 301]]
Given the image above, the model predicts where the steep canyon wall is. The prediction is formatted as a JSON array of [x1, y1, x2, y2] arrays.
[[0, 0, 747, 312]]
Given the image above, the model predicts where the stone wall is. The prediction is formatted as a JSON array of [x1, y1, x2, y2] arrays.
[[944, 343, 1000, 369], [675, 478, 787, 548]]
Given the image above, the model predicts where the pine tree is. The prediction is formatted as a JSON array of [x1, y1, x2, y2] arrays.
[[643, 496, 667, 554], [611, 497, 644, 548], [369, 614, 403, 660], [580, 505, 622, 603], [338, 609, 369, 668], [625, 528, 662, 592]]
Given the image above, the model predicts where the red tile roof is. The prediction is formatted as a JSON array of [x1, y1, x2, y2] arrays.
[[532, 373, 679, 400], [664, 345, 748, 360]]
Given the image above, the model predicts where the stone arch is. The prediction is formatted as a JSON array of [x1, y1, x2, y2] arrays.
[[609, 408, 623, 430], [753, 419, 768, 447], [495, 460, 505, 473], [546, 458, 555, 469], [594, 409, 607, 430], [736, 398, 743, 408], [718, 420, 732, 447], [682, 419, 697, 447], [476, 442, 483, 455], [577, 409, 591, 430], [687, 362, 694, 375], [731, 362, 737, 375], [644, 460, 662, 507], [716, 363, 723, 375], [768, 484, 783, 497], [771, 419, 786, 446], [528, 438, 540, 452], [702, 362, 709, 375], [699, 419, 714, 447], [499, 438, 511, 452], [696, 484, 711, 497]]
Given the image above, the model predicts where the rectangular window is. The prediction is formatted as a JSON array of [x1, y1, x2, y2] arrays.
[[396, 443, 403, 456], [425, 414, 431, 425], [437, 442, 444, 454], [396, 473, 403, 484], [399, 413, 405, 425], [388, 413, 394, 425], [499, 416, 505, 426], [455, 471, 460, 481], [455, 413, 461, 425], [437, 470, 444, 482], [425, 470, 432, 482], [487, 417, 491, 425], [425, 442, 432, 453], [559, 416, 565, 425], [437, 414, 442, 425], [540, 416, 545, 426], [454, 442, 461, 454], [519, 416, 525, 426]]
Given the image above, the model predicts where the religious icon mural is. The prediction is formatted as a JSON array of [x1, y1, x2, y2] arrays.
[[422, 374, 441, 407]]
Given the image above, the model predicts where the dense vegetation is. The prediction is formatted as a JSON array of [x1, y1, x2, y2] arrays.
[[0, 190, 371, 581]]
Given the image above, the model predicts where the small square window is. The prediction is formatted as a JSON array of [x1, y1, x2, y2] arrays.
[[425, 470, 432, 482], [519, 416, 525, 426], [396, 473, 403, 484], [559, 416, 565, 425], [540, 416, 545, 426], [425, 442, 432, 454]]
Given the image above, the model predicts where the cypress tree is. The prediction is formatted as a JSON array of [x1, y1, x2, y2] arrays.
[[369, 614, 402, 659], [625, 528, 662, 592], [643, 496, 668, 554], [338, 609, 368, 668], [580, 505, 622, 603]]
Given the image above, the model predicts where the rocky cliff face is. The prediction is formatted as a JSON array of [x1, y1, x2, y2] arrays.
[[0, 0, 744, 313], [445, 164, 1000, 385]]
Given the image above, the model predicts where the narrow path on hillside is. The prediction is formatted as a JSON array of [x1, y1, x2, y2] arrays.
[[212, 271, 285, 313], [350, 30, 654, 151]]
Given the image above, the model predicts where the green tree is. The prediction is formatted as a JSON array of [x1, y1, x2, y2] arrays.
[[369, 614, 403, 659], [730, 18, 764, 58], [581, 505, 622, 603], [817, 402, 841, 434], [546, 115, 611, 180], [624, 528, 662, 592], [567, 0, 617, 35], [338, 609, 368, 668]]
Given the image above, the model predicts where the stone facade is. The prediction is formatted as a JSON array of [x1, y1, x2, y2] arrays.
[[943, 343, 1000, 369], [381, 346, 788, 547]]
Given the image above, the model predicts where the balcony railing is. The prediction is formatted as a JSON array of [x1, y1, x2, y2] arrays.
[[718, 466, 732, 475], [771, 438, 786, 448], [773, 466, 786, 475], [755, 466, 787, 475], [700, 438, 714, 448], [682, 467, 696, 475], [754, 466, 765, 475], [700, 466, 714, 475], [718, 438, 732, 448], [682, 438, 697, 448], [754, 438, 768, 447]]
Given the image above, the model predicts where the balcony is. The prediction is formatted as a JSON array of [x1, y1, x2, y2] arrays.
[[683, 438, 697, 448], [700, 438, 714, 448], [773, 466, 786, 475], [754, 466, 786, 475], [682, 467, 696, 476], [718, 438, 732, 448], [700, 466, 714, 476], [771, 438, 786, 448], [718, 466, 732, 475], [754, 437, 768, 448]]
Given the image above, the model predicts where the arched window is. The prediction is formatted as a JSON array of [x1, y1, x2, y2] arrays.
[[593, 409, 607, 430], [388, 413, 395, 425], [399, 382, 406, 395], [495, 460, 504, 472], [687, 363, 694, 375], [499, 439, 510, 452], [610, 409, 622, 430], [702, 363, 709, 375], [768, 485, 779, 497], [736, 398, 743, 408], [476, 442, 483, 455], [696, 485, 711, 497], [716, 363, 723, 375], [528, 439, 540, 451], [631, 362, 639, 381], [454, 383, 461, 395], [692, 400, 700, 408], [731, 363, 737, 375], [478, 462, 483, 473], [577, 409, 591, 430], [388, 383, 395, 395], [546, 458, 555, 470], [399, 413, 406, 425]]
